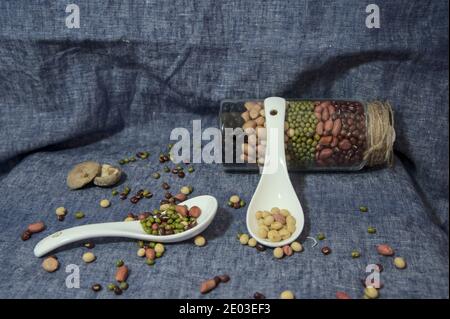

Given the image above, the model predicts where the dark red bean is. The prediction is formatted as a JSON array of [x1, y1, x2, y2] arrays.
[[130, 196, 139, 204], [254, 292, 266, 299], [218, 274, 230, 283], [178, 171, 185, 178], [321, 246, 332, 255], [21, 230, 32, 241], [162, 183, 170, 190]]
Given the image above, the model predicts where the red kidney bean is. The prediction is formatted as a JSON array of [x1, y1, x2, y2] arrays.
[[319, 148, 333, 160], [338, 139, 352, 150]]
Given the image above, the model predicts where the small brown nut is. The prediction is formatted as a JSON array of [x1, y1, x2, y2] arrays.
[[115, 265, 129, 282], [145, 248, 156, 260], [174, 193, 187, 202], [200, 279, 217, 294], [376, 244, 395, 256], [67, 161, 101, 189], [27, 221, 45, 234], [282, 245, 293, 256], [93, 164, 122, 187], [42, 256, 59, 272], [175, 205, 188, 217], [189, 206, 202, 218]]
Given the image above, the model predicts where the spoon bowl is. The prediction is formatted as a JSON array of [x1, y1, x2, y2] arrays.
[[34, 195, 218, 257], [246, 97, 304, 247]]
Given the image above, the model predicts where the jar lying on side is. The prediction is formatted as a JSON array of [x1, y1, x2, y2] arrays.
[[219, 99, 395, 172]]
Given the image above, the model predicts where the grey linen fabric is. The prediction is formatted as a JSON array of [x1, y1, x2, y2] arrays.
[[0, 0, 448, 298]]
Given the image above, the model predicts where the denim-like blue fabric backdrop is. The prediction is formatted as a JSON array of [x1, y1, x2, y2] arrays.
[[0, 1, 448, 298]]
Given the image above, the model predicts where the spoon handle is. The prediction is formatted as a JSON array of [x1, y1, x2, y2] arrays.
[[33, 221, 141, 257], [262, 97, 288, 175]]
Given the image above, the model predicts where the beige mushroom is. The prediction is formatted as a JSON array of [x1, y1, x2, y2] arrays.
[[93, 164, 122, 187], [67, 161, 101, 189]]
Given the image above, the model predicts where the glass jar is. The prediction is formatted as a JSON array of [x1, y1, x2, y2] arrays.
[[219, 98, 395, 172]]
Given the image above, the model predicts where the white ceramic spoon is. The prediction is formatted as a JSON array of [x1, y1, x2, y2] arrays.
[[34, 195, 218, 257], [246, 97, 304, 247]]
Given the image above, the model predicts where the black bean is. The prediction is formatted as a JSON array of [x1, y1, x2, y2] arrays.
[[255, 244, 266, 251], [113, 286, 122, 295], [91, 284, 102, 292]]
